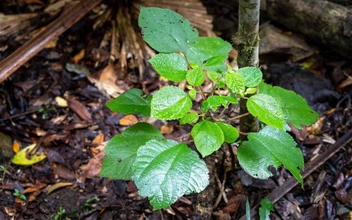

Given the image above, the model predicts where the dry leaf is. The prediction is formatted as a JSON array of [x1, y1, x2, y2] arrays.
[[51, 162, 76, 180], [222, 194, 246, 214], [92, 132, 104, 146], [160, 124, 173, 134], [119, 115, 138, 126], [55, 96, 68, 107], [80, 144, 105, 179], [23, 0, 44, 5], [23, 183, 46, 194], [337, 76, 352, 89], [99, 63, 118, 83], [12, 143, 46, 166], [67, 98, 91, 121], [73, 49, 85, 64], [35, 128, 47, 136], [47, 182, 73, 195], [12, 141, 20, 153]]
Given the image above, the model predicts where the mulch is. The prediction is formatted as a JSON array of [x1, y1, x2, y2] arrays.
[[1, 0, 352, 219]]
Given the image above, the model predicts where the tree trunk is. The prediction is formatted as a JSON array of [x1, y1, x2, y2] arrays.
[[262, 0, 352, 59], [232, 0, 260, 137]]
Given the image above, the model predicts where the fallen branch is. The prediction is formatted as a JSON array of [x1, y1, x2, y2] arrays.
[[0, 0, 102, 84], [240, 129, 352, 219]]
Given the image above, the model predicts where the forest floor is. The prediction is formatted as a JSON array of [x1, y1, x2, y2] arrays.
[[0, 0, 352, 219]]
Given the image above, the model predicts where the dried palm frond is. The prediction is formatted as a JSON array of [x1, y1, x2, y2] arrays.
[[90, 0, 214, 90]]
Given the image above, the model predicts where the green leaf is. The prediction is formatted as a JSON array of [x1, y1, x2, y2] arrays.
[[245, 87, 257, 95], [186, 67, 205, 86], [132, 139, 209, 210], [207, 70, 222, 82], [237, 67, 263, 87], [188, 88, 197, 100], [106, 89, 151, 116], [100, 123, 164, 180], [151, 86, 192, 119], [259, 82, 319, 129], [139, 7, 198, 53], [201, 96, 238, 112], [259, 198, 273, 220], [215, 122, 239, 143], [149, 53, 188, 82], [237, 126, 304, 184], [180, 112, 199, 125], [226, 73, 245, 96], [186, 37, 232, 71], [247, 93, 285, 129], [191, 120, 224, 157], [204, 56, 228, 72]]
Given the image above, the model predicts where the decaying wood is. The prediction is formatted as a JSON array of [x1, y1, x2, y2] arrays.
[[240, 129, 352, 220], [0, 0, 102, 84], [262, 0, 352, 59], [259, 23, 314, 62]]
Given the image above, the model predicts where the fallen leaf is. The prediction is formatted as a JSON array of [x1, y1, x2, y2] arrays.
[[160, 124, 173, 134], [67, 98, 91, 121], [80, 144, 105, 179], [4, 206, 16, 216], [47, 182, 73, 195], [338, 75, 352, 89], [12, 144, 46, 166], [35, 128, 47, 136], [23, 183, 46, 194], [119, 115, 138, 126], [51, 162, 76, 180], [97, 79, 124, 98], [222, 194, 246, 214], [12, 141, 20, 153], [73, 49, 85, 64], [99, 63, 118, 83], [55, 96, 68, 107], [92, 132, 104, 146]]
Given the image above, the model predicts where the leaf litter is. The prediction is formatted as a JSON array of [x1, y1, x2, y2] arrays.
[[0, 0, 351, 219]]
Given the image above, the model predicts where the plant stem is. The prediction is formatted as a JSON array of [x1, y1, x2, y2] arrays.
[[232, 0, 260, 139]]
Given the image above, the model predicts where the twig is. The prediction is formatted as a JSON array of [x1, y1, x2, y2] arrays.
[[228, 112, 251, 121], [0, 0, 102, 83], [0, 107, 41, 122], [240, 129, 352, 220]]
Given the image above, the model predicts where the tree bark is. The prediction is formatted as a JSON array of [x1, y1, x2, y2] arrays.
[[262, 0, 352, 59], [232, 0, 260, 137]]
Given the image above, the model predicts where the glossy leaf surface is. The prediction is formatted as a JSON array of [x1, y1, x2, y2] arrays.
[[100, 123, 164, 180], [139, 7, 198, 53], [133, 139, 209, 210], [149, 53, 187, 82], [191, 120, 224, 157], [106, 89, 151, 116], [151, 86, 192, 120], [238, 126, 304, 184]]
